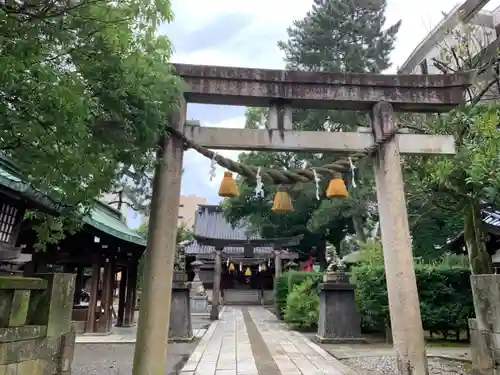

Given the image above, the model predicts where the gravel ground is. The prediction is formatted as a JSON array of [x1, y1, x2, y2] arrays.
[[342, 356, 471, 375], [71, 342, 198, 375]]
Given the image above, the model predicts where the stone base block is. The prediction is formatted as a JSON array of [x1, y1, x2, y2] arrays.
[[169, 282, 193, 341], [316, 282, 363, 342], [190, 295, 209, 315], [314, 335, 367, 344]]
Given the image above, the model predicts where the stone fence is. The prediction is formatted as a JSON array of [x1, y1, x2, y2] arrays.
[[0, 273, 76, 375]]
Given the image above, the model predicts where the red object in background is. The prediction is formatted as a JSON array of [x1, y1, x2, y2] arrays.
[[301, 255, 316, 272]]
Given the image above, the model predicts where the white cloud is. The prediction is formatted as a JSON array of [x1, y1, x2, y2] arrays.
[[182, 116, 246, 194]]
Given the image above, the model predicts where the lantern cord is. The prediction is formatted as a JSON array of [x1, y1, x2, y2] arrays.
[[168, 126, 398, 186]]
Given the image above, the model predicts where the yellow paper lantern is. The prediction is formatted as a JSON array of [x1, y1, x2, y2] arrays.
[[272, 186, 294, 213], [218, 171, 239, 198], [326, 172, 348, 199], [244, 267, 252, 276]]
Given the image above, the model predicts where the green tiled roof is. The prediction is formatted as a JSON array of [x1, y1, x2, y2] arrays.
[[0, 156, 145, 247], [83, 202, 146, 246], [0, 156, 65, 212]]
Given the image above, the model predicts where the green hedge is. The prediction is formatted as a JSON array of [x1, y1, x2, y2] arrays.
[[352, 263, 474, 338], [274, 271, 322, 320], [284, 277, 320, 330]]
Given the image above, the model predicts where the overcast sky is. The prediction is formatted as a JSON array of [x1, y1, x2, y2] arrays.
[[128, 0, 500, 227]]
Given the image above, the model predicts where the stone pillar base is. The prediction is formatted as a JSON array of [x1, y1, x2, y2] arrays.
[[469, 274, 500, 375], [190, 295, 209, 315], [314, 335, 367, 344], [168, 282, 194, 342], [316, 281, 363, 342]]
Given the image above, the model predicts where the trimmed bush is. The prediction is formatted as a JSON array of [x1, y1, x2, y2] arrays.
[[274, 272, 290, 319], [284, 277, 320, 330], [352, 262, 474, 338], [274, 271, 323, 319]]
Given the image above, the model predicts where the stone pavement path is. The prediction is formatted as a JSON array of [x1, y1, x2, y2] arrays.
[[181, 306, 355, 375]]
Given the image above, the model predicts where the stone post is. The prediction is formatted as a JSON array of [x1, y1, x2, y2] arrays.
[[168, 281, 193, 341], [133, 99, 186, 375], [274, 249, 282, 279], [27, 273, 76, 337], [316, 271, 363, 343], [210, 249, 222, 321], [469, 274, 500, 375], [372, 102, 427, 375]]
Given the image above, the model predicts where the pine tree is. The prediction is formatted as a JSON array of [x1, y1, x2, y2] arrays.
[[223, 0, 401, 265], [278, 0, 400, 74]]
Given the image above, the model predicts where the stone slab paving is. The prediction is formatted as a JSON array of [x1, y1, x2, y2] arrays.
[[180, 306, 355, 375]]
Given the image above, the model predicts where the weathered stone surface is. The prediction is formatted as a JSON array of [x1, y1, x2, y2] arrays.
[[173, 63, 472, 112], [0, 277, 47, 291], [27, 274, 75, 337], [469, 319, 494, 375], [0, 290, 31, 328], [0, 326, 46, 343], [471, 275, 500, 333], [58, 329, 75, 372], [169, 283, 193, 342], [0, 362, 16, 375], [316, 282, 364, 343], [9, 291, 30, 328], [0, 339, 36, 365]]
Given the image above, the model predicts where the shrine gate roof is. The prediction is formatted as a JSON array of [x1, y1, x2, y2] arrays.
[[185, 204, 272, 255]]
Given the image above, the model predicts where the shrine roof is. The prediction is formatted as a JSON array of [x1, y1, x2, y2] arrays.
[[0, 156, 145, 247], [185, 204, 302, 255]]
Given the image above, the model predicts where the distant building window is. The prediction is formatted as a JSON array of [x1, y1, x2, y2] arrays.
[[179, 204, 184, 208], [178, 216, 184, 219], [419, 59, 428, 75]]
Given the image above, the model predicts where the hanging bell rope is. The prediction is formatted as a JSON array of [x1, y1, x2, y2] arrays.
[[167, 125, 399, 186]]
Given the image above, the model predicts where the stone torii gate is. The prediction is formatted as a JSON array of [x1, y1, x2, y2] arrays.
[[132, 64, 472, 375]]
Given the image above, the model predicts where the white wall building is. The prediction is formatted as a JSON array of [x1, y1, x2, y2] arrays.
[[399, 1, 500, 75]]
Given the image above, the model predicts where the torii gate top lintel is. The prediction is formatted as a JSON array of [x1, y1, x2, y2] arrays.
[[173, 63, 474, 112]]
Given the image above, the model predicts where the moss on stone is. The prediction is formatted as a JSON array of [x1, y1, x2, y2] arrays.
[[0, 277, 47, 291]]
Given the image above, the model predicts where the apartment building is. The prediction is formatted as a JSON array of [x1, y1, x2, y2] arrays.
[[141, 195, 207, 229], [399, 0, 500, 76]]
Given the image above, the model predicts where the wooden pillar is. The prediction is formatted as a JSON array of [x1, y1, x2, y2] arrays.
[[124, 261, 138, 327], [86, 260, 100, 333], [99, 258, 112, 333], [74, 266, 84, 305], [132, 99, 185, 375], [116, 266, 128, 327], [130, 263, 138, 325], [107, 258, 116, 331], [372, 102, 427, 375], [210, 248, 222, 321]]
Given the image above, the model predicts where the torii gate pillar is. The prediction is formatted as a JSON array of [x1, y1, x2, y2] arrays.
[[372, 102, 427, 375]]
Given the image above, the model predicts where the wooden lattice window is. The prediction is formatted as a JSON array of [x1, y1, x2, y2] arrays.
[[0, 202, 18, 243]]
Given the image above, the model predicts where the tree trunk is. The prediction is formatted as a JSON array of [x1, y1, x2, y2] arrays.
[[464, 198, 492, 275], [352, 215, 366, 242], [317, 240, 327, 271]]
